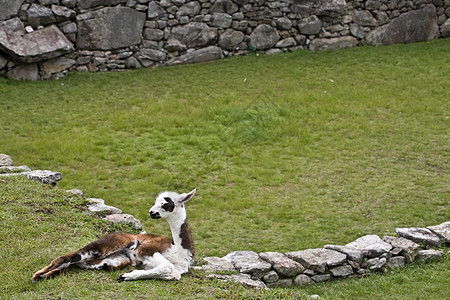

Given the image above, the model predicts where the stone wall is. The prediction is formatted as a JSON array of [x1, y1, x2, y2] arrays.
[[1, 153, 449, 290], [0, 0, 449, 80]]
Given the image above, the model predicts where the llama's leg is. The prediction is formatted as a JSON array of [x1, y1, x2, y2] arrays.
[[31, 251, 89, 282], [32, 233, 136, 282], [81, 252, 133, 270], [117, 253, 181, 281]]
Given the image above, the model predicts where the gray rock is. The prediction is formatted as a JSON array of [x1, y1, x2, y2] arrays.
[[249, 24, 280, 50], [291, 0, 347, 17], [77, 0, 127, 10], [0, 25, 74, 63], [329, 264, 353, 277], [0, 54, 8, 69], [366, 4, 439, 45], [66, 188, 85, 198], [395, 227, 442, 247], [0, 165, 31, 173], [222, 251, 272, 277], [211, 13, 232, 28], [324, 244, 363, 264], [164, 38, 187, 52], [177, 1, 201, 17], [385, 256, 405, 269], [147, 1, 166, 20], [365, 0, 381, 10], [0, 0, 24, 21], [77, 7, 146, 50], [143, 28, 164, 41], [262, 270, 279, 283], [311, 274, 331, 282], [427, 221, 450, 243], [346, 235, 392, 258], [200, 256, 235, 272], [6, 63, 39, 81], [171, 22, 217, 48], [259, 252, 305, 277], [104, 213, 143, 230], [298, 15, 322, 35], [441, 19, 450, 38], [61, 0, 77, 8], [87, 198, 123, 215], [1, 17, 25, 34], [275, 37, 296, 48], [26, 4, 56, 28], [210, 0, 239, 14], [51, 5, 76, 22], [23, 170, 62, 185], [62, 22, 77, 34], [416, 250, 444, 262], [382, 236, 420, 263], [0, 154, 13, 166], [286, 248, 347, 273], [208, 273, 267, 289], [166, 46, 223, 65], [350, 23, 365, 39], [218, 29, 244, 51], [353, 10, 376, 27], [294, 274, 315, 286], [309, 36, 358, 51], [367, 257, 386, 270], [40, 56, 76, 74], [276, 17, 292, 30], [125, 56, 142, 69], [266, 278, 292, 288]]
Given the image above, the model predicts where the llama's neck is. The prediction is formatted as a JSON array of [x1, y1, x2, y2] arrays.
[[167, 210, 194, 255]]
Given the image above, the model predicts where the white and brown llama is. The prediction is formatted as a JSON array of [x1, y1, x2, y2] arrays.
[[31, 189, 196, 282]]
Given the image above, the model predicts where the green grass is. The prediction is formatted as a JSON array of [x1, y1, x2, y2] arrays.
[[0, 39, 449, 298]]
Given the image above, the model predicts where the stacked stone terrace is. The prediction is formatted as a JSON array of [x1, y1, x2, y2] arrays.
[[1, 153, 448, 289], [0, 0, 449, 80]]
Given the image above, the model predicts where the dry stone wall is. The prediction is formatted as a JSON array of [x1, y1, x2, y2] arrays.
[[1, 153, 449, 290], [0, 0, 449, 80]]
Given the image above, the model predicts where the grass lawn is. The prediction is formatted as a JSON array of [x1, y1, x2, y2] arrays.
[[1, 39, 449, 299]]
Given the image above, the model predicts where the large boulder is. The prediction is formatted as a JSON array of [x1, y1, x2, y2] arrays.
[[291, 0, 347, 17], [0, 0, 24, 21], [166, 46, 223, 65], [259, 252, 305, 277], [366, 4, 439, 45], [285, 248, 347, 273], [171, 22, 218, 48], [346, 235, 392, 258], [249, 24, 280, 50], [395, 227, 442, 247], [222, 251, 272, 278], [298, 15, 322, 35], [0, 24, 74, 63], [309, 36, 358, 51], [219, 29, 245, 51], [77, 7, 146, 50]]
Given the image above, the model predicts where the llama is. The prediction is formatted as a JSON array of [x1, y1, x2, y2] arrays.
[[31, 189, 196, 282]]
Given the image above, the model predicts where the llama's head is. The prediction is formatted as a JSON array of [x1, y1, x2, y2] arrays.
[[149, 188, 196, 220]]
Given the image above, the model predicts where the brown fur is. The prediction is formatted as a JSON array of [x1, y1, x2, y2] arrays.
[[31, 232, 174, 281]]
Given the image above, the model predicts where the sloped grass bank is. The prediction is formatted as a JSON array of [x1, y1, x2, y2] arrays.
[[0, 177, 310, 299], [1, 177, 448, 299]]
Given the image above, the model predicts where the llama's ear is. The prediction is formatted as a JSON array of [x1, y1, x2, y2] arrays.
[[176, 188, 196, 205]]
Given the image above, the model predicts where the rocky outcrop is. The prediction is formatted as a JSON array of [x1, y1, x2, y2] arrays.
[[366, 5, 439, 45], [0, 0, 449, 80], [0, 24, 74, 63], [76, 7, 146, 50]]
